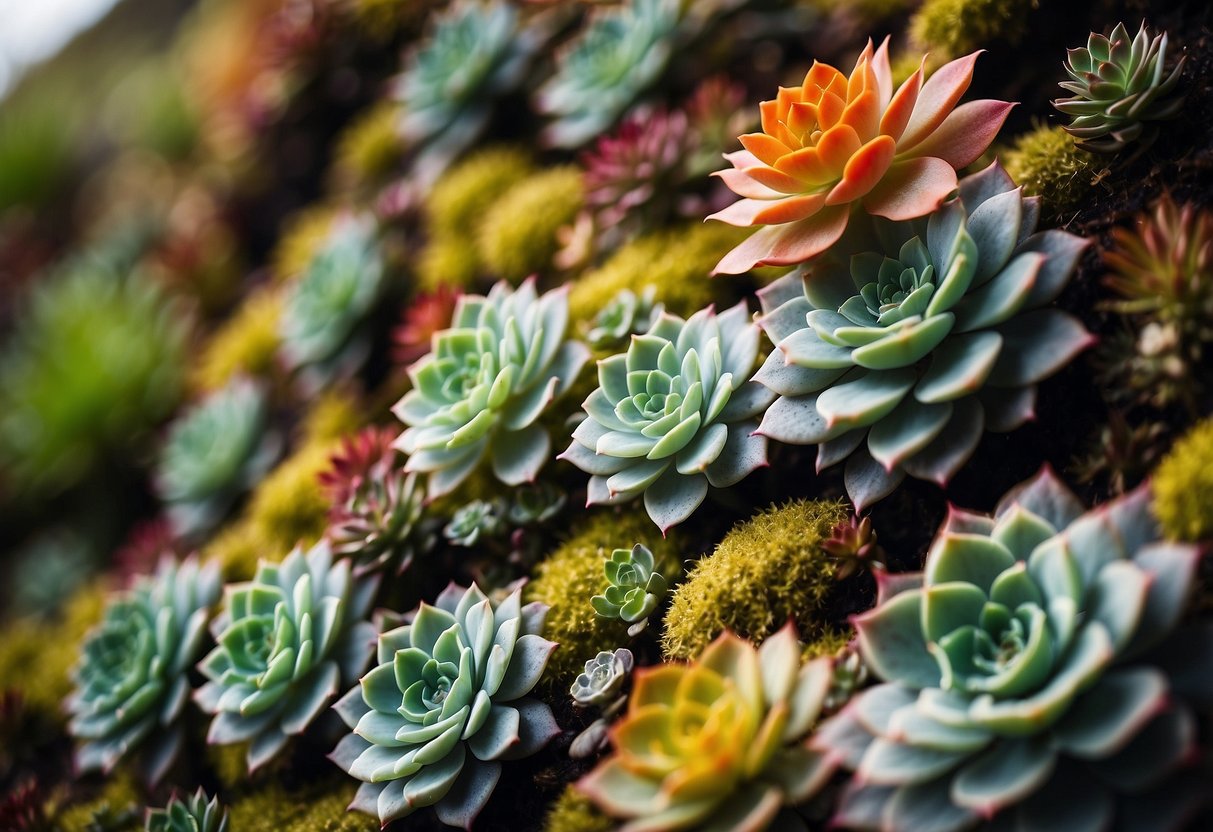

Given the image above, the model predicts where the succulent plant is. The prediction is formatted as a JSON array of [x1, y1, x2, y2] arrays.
[[584, 286, 663, 349], [397, 0, 541, 175], [709, 40, 1012, 273], [279, 216, 384, 390], [145, 789, 229, 832], [507, 481, 568, 526], [590, 544, 669, 635], [580, 625, 838, 831], [753, 162, 1093, 508], [67, 556, 220, 785], [156, 377, 280, 539], [561, 303, 773, 531], [823, 515, 886, 580], [393, 286, 461, 367], [320, 427, 430, 575], [571, 648, 634, 709], [537, 0, 682, 148], [393, 278, 590, 498], [330, 583, 560, 828], [814, 468, 1213, 831], [1054, 22, 1185, 154], [195, 541, 378, 771], [444, 499, 507, 547], [0, 779, 47, 832]]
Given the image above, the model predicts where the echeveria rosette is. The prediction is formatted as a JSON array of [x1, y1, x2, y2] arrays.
[[561, 303, 774, 532], [329, 583, 560, 828], [708, 39, 1013, 274], [813, 469, 1213, 831], [571, 648, 634, 709], [67, 556, 221, 785], [195, 541, 378, 771], [591, 544, 669, 627], [155, 377, 280, 539], [753, 162, 1093, 509], [393, 278, 591, 499], [1053, 22, 1185, 155], [145, 789, 229, 832], [579, 625, 838, 831], [586, 286, 663, 349], [537, 0, 682, 148]]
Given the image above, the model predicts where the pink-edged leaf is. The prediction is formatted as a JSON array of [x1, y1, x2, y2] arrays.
[[904, 100, 1015, 169], [711, 206, 850, 274], [862, 157, 958, 221], [713, 166, 787, 199], [881, 63, 924, 141], [898, 51, 982, 151]]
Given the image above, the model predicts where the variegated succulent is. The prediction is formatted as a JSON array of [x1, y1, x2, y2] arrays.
[[195, 542, 378, 771], [67, 556, 221, 785], [561, 303, 773, 531], [1054, 22, 1185, 154], [580, 625, 838, 831], [393, 278, 590, 498], [753, 162, 1093, 508], [709, 40, 1013, 273], [330, 583, 560, 828], [814, 468, 1213, 831]]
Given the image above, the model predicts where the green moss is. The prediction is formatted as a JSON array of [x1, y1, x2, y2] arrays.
[[418, 233, 482, 291], [193, 286, 283, 392], [52, 769, 141, 831], [543, 784, 613, 832], [299, 387, 366, 446], [477, 167, 584, 282], [227, 781, 376, 832], [429, 146, 534, 238], [246, 439, 337, 553], [1002, 125, 1099, 221], [661, 500, 848, 661], [349, 0, 439, 40], [799, 0, 914, 19], [909, 0, 1038, 58], [1153, 418, 1213, 542], [331, 101, 403, 191], [205, 518, 275, 582], [525, 509, 685, 690]]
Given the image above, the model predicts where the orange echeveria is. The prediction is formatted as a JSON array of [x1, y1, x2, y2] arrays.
[[708, 39, 1013, 274]]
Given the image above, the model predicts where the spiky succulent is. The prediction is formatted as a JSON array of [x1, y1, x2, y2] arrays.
[[561, 303, 773, 531], [815, 468, 1213, 831], [195, 541, 378, 771], [330, 583, 560, 828], [1054, 22, 1185, 154], [709, 40, 1012, 273], [393, 278, 590, 499], [753, 162, 1093, 508], [537, 0, 682, 148], [590, 544, 669, 633], [823, 515, 886, 580], [397, 0, 541, 175], [155, 377, 279, 539], [580, 625, 838, 831], [585, 286, 663, 349], [279, 216, 384, 390], [571, 648, 634, 709], [321, 427, 430, 575], [145, 789, 228, 832], [67, 556, 220, 785]]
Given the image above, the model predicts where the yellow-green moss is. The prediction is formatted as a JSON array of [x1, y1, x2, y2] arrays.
[[1153, 418, 1213, 542], [205, 518, 277, 581], [331, 101, 403, 190], [52, 769, 141, 831], [428, 146, 534, 238], [802, 627, 853, 660], [228, 781, 377, 832], [477, 167, 584, 282], [272, 206, 337, 282], [246, 439, 338, 553], [418, 232, 482, 291], [799, 0, 914, 19], [661, 500, 848, 662], [525, 509, 685, 690], [299, 387, 366, 447], [543, 784, 613, 832], [349, 0, 440, 41], [909, 0, 1038, 58], [193, 286, 284, 392], [1002, 125, 1099, 221]]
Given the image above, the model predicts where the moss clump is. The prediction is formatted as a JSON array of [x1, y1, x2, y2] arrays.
[[349, 0, 440, 41], [800, 0, 914, 19], [417, 233, 481, 291], [53, 769, 141, 832], [543, 784, 613, 832], [299, 387, 365, 446], [331, 101, 403, 190], [1003, 125, 1099, 221], [909, 0, 1037, 57], [525, 509, 685, 690], [661, 500, 848, 661], [227, 781, 376, 832], [193, 286, 283, 392], [205, 519, 276, 581], [1153, 418, 1213, 542], [272, 206, 337, 282], [477, 167, 584, 282], [245, 439, 337, 553], [429, 146, 534, 238]]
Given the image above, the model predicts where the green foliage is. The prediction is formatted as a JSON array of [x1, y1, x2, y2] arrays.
[[145, 789, 228, 832], [1153, 417, 1213, 542], [661, 500, 847, 661], [0, 262, 188, 495], [542, 785, 613, 832], [330, 584, 559, 827], [477, 167, 584, 282], [193, 286, 283, 393], [526, 509, 684, 689], [1002, 124, 1098, 221], [910, 0, 1037, 57], [104, 59, 197, 161], [226, 782, 376, 832], [590, 545, 668, 625]]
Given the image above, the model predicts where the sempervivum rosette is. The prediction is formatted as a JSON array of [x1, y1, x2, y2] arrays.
[[195, 541, 378, 771], [560, 303, 774, 532], [67, 556, 220, 784], [753, 162, 1092, 508], [708, 39, 1012, 274], [813, 468, 1213, 831], [330, 583, 559, 828], [393, 278, 590, 499]]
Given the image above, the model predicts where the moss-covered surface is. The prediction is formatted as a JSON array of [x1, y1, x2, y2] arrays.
[[1153, 417, 1213, 543], [477, 167, 584, 283], [541, 784, 613, 832], [192, 286, 284, 393]]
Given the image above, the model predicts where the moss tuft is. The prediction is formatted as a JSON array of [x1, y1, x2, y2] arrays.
[[227, 781, 377, 832], [1153, 418, 1213, 542], [1002, 125, 1099, 221], [331, 101, 403, 190], [477, 167, 584, 282], [543, 784, 613, 832], [299, 387, 366, 447], [429, 146, 534, 238], [52, 769, 141, 831], [193, 286, 283, 392], [525, 509, 685, 690], [417, 233, 482, 291], [272, 207, 337, 283], [205, 519, 276, 581], [246, 439, 338, 553], [909, 0, 1038, 58], [661, 500, 848, 661]]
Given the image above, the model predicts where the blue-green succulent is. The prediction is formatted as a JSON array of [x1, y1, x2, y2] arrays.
[[145, 789, 228, 832], [585, 286, 663, 349], [590, 544, 669, 631]]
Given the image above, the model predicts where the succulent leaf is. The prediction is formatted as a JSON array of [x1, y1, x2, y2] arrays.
[[145, 788, 229, 832]]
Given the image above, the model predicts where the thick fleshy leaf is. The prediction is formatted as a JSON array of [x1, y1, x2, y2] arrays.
[[883, 779, 978, 832], [858, 738, 968, 786], [901, 396, 983, 486], [490, 424, 550, 486], [712, 207, 851, 274], [1053, 667, 1167, 759], [854, 591, 940, 689], [988, 310, 1093, 387], [643, 468, 709, 533], [950, 736, 1055, 814], [867, 398, 952, 471], [845, 451, 906, 512], [904, 99, 1014, 169], [817, 368, 916, 430], [863, 157, 958, 221], [914, 333, 1002, 404], [756, 393, 841, 445], [434, 760, 502, 830]]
